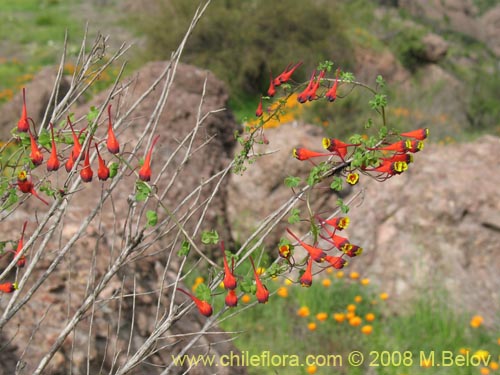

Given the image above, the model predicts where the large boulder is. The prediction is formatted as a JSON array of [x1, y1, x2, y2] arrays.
[[420, 33, 449, 62], [398, 0, 480, 38], [347, 135, 500, 323]]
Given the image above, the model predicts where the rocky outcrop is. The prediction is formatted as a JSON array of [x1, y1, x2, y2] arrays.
[[480, 5, 500, 56], [420, 33, 449, 62], [398, 0, 480, 37], [347, 135, 500, 323], [396, 0, 500, 57]]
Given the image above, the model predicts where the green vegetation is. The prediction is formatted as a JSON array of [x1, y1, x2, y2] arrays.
[[211, 273, 499, 375], [135, 0, 354, 102]]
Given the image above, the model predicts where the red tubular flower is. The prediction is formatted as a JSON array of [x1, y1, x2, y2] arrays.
[[177, 287, 213, 317], [292, 147, 332, 161], [286, 228, 326, 263], [407, 140, 424, 153], [306, 70, 326, 102], [381, 153, 413, 164], [319, 216, 350, 231], [221, 241, 237, 290], [14, 221, 28, 268], [344, 244, 363, 258], [249, 257, 269, 304], [0, 282, 17, 293], [67, 117, 82, 163], [80, 139, 93, 183], [322, 138, 359, 159], [368, 140, 411, 153], [320, 225, 351, 252], [300, 257, 313, 287], [95, 144, 110, 181], [324, 255, 347, 269], [297, 70, 317, 103], [138, 135, 160, 182], [106, 104, 120, 154], [17, 170, 49, 205], [400, 128, 429, 140], [28, 129, 43, 167], [267, 70, 276, 97], [364, 160, 408, 176], [325, 68, 340, 102], [273, 61, 302, 86], [255, 96, 263, 117], [225, 289, 238, 307], [46, 122, 60, 172], [17, 88, 29, 132]]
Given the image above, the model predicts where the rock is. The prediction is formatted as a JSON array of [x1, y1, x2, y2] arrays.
[[420, 33, 449, 62], [346, 135, 500, 323], [0, 66, 71, 140], [480, 5, 500, 56], [398, 0, 480, 38], [354, 48, 410, 85]]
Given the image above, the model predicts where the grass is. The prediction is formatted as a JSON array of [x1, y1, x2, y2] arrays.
[[0, 0, 84, 102]]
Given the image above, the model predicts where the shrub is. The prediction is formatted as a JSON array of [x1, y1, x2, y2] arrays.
[[135, 0, 355, 100]]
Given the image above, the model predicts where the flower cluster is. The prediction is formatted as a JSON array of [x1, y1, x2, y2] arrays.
[[294, 273, 385, 337], [12, 88, 161, 207]]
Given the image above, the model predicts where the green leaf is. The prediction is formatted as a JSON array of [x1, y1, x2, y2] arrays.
[[330, 176, 344, 191], [135, 181, 151, 202], [266, 263, 281, 278], [288, 208, 301, 224], [146, 210, 158, 227], [39, 183, 55, 198], [1, 186, 18, 210], [364, 118, 373, 130], [37, 129, 51, 148], [239, 277, 256, 294], [109, 162, 119, 178], [349, 134, 363, 144], [341, 71, 355, 83], [201, 229, 219, 245], [317, 60, 334, 72], [284, 176, 301, 188], [369, 94, 388, 110], [87, 106, 99, 123], [18, 132, 30, 147], [336, 198, 350, 214], [177, 240, 191, 257], [379, 126, 388, 139], [376, 74, 386, 89], [194, 282, 211, 301]]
